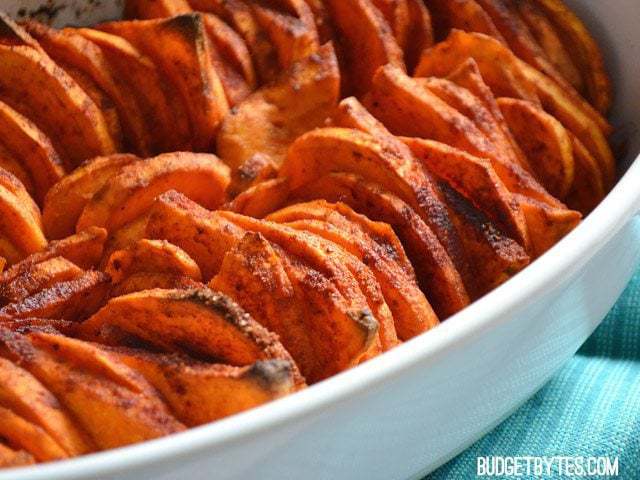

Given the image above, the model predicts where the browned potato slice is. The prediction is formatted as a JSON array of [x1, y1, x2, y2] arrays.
[[0, 100, 64, 204], [25, 22, 159, 156], [0, 169, 47, 262], [404, 0, 434, 71], [0, 238, 22, 269], [203, 14, 256, 105], [217, 43, 340, 194], [145, 191, 245, 280], [0, 357, 93, 456], [0, 12, 40, 47], [124, 0, 192, 18], [0, 143, 34, 197], [426, 0, 505, 42], [100, 14, 229, 151], [226, 178, 292, 218], [440, 183, 529, 296], [533, 0, 613, 113], [0, 406, 67, 461], [189, 0, 280, 83], [0, 44, 116, 168], [75, 27, 190, 152], [100, 215, 151, 268], [371, 0, 411, 51], [403, 137, 530, 249], [497, 97, 574, 198], [110, 273, 202, 298], [0, 271, 111, 321], [565, 133, 605, 214], [324, 0, 404, 96], [106, 239, 202, 284], [79, 288, 301, 378], [0, 443, 34, 467], [0, 329, 185, 450], [109, 346, 296, 425], [211, 232, 344, 382], [0, 257, 83, 305], [515, 193, 580, 256], [415, 31, 613, 182], [515, 0, 582, 91], [43, 154, 140, 240], [76, 152, 230, 232], [269, 201, 435, 340], [280, 127, 466, 276], [288, 173, 470, 319], [250, 0, 319, 70], [0, 257, 4, 274]]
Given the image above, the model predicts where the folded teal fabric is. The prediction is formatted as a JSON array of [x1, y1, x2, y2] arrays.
[[427, 268, 640, 479]]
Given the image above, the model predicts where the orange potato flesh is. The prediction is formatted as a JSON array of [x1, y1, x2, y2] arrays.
[[76, 152, 229, 233], [404, 0, 434, 72], [0, 406, 67, 462], [0, 443, 34, 467], [426, 0, 506, 43], [109, 273, 202, 298], [0, 101, 65, 204], [43, 154, 140, 240], [565, 133, 605, 214]]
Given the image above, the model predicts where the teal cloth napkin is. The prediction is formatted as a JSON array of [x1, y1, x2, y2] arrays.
[[427, 268, 640, 479]]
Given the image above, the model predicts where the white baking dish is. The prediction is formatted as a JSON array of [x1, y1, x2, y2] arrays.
[[1, 1, 639, 479]]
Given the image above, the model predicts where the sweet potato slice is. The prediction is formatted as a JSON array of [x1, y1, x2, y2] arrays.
[[402, 137, 529, 248], [287, 173, 470, 319], [269, 201, 436, 340], [497, 97, 574, 198], [281, 127, 467, 275], [532, 0, 613, 113], [226, 178, 292, 218], [76, 152, 230, 233], [0, 357, 93, 456], [565, 133, 605, 214], [515, 193, 580, 256], [0, 271, 111, 321], [217, 43, 340, 194], [0, 143, 34, 197], [79, 289, 300, 375], [324, 0, 404, 96], [0, 170, 46, 261], [0, 329, 185, 450], [371, 0, 411, 51], [0, 257, 4, 274], [145, 191, 245, 280], [110, 347, 295, 425], [0, 44, 116, 168], [439, 183, 529, 297], [0, 406, 67, 462], [106, 239, 202, 284], [404, 0, 434, 71], [110, 273, 202, 298], [100, 14, 229, 151], [210, 232, 327, 381], [515, 0, 582, 91], [124, 0, 192, 18], [25, 22, 158, 156], [43, 154, 140, 240], [0, 257, 83, 306], [426, 0, 505, 42], [0, 443, 34, 467], [75, 27, 189, 152], [0, 100, 64, 204]]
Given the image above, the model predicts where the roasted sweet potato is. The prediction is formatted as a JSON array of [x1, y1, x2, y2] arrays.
[[0, 100, 65, 204], [106, 239, 202, 284], [371, 0, 411, 51], [0, 443, 34, 467], [404, 0, 434, 71], [0, 357, 93, 456], [110, 346, 296, 425], [0, 406, 67, 461], [565, 133, 605, 214], [0, 271, 110, 321], [79, 289, 301, 378], [100, 14, 229, 151], [0, 168, 47, 263], [532, 0, 613, 113], [269, 201, 436, 340], [0, 258, 4, 274], [43, 154, 140, 240], [109, 273, 202, 298], [75, 27, 189, 152], [0, 44, 116, 168], [0, 328, 185, 450], [0, 257, 83, 306], [426, 0, 505, 42], [217, 43, 340, 194], [76, 152, 230, 233], [324, 0, 404, 96], [226, 178, 292, 218], [0, 143, 34, 198], [124, 0, 192, 18], [497, 97, 574, 198]]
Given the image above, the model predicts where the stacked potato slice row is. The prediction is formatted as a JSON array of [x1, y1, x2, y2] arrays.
[[0, 0, 615, 465]]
